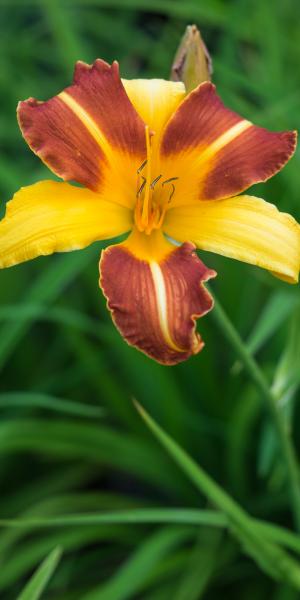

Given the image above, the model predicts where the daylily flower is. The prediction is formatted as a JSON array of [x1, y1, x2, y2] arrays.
[[0, 59, 299, 365]]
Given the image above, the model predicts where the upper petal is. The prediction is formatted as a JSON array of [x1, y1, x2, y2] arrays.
[[122, 79, 185, 149], [164, 195, 300, 283], [99, 229, 216, 365], [0, 180, 132, 268], [160, 82, 296, 205], [18, 60, 146, 192]]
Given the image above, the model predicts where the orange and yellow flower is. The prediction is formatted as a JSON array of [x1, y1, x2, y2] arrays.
[[0, 59, 299, 364]]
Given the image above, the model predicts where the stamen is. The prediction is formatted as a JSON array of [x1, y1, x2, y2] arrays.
[[162, 177, 179, 186], [134, 139, 179, 234], [137, 159, 147, 174], [150, 175, 162, 189], [162, 177, 179, 204], [168, 183, 176, 203], [136, 176, 146, 198]]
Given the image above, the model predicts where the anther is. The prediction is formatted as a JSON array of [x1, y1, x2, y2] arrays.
[[162, 177, 179, 186], [137, 159, 147, 174], [168, 184, 176, 203], [150, 175, 162, 189], [162, 177, 179, 203], [136, 176, 146, 197]]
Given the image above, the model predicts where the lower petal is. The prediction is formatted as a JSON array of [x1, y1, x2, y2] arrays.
[[99, 229, 216, 365], [0, 180, 132, 268], [164, 195, 300, 284]]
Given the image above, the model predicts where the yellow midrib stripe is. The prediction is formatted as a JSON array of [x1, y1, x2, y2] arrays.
[[195, 119, 252, 166], [58, 91, 113, 160], [150, 261, 184, 353]]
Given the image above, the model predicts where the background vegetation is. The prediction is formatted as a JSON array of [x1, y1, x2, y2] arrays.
[[1, 0, 300, 598]]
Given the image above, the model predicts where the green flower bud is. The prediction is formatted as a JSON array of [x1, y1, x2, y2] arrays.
[[171, 25, 212, 92]]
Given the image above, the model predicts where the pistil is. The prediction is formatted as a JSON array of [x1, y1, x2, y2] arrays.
[[141, 126, 152, 228]]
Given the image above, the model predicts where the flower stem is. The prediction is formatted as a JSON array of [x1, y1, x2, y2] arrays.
[[211, 296, 300, 532]]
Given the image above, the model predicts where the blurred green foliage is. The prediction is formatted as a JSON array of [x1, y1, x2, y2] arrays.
[[0, 0, 300, 598]]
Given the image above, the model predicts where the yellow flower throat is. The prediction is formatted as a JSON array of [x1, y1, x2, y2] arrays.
[[134, 126, 178, 235]]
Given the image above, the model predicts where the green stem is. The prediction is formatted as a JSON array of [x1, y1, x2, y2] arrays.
[[212, 297, 300, 532]]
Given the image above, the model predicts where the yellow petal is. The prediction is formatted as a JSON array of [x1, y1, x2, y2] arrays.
[[0, 180, 132, 268], [122, 79, 185, 148], [122, 79, 186, 186], [164, 195, 300, 284]]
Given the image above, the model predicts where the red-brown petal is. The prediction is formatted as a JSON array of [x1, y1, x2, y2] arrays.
[[17, 59, 146, 191], [160, 81, 297, 201], [99, 238, 216, 365], [203, 126, 297, 200]]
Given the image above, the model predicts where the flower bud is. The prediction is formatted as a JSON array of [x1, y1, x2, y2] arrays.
[[170, 25, 212, 92]]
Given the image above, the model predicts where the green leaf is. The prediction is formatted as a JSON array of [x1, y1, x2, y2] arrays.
[[211, 296, 300, 532], [0, 392, 104, 419], [0, 303, 112, 342], [1, 509, 300, 557], [0, 247, 98, 371], [134, 401, 300, 588], [82, 527, 191, 600], [174, 530, 222, 600], [272, 308, 300, 401], [232, 290, 299, 374], [0, 418, 190, 497], [258, 308, 300, 478], [16, 546, 62, 600]]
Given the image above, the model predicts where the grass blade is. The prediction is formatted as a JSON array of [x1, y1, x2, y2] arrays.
[[174, 530, 222, 600], [82, 527, 191, 600], [0, 247, 98, 371], [16, 546, 62, 600], [1, 509, 300, 556], [134, 401, 300, 588], [246, 291, 299, 356], [0, 392, 104, 419], [212, 296, 300, 531]]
